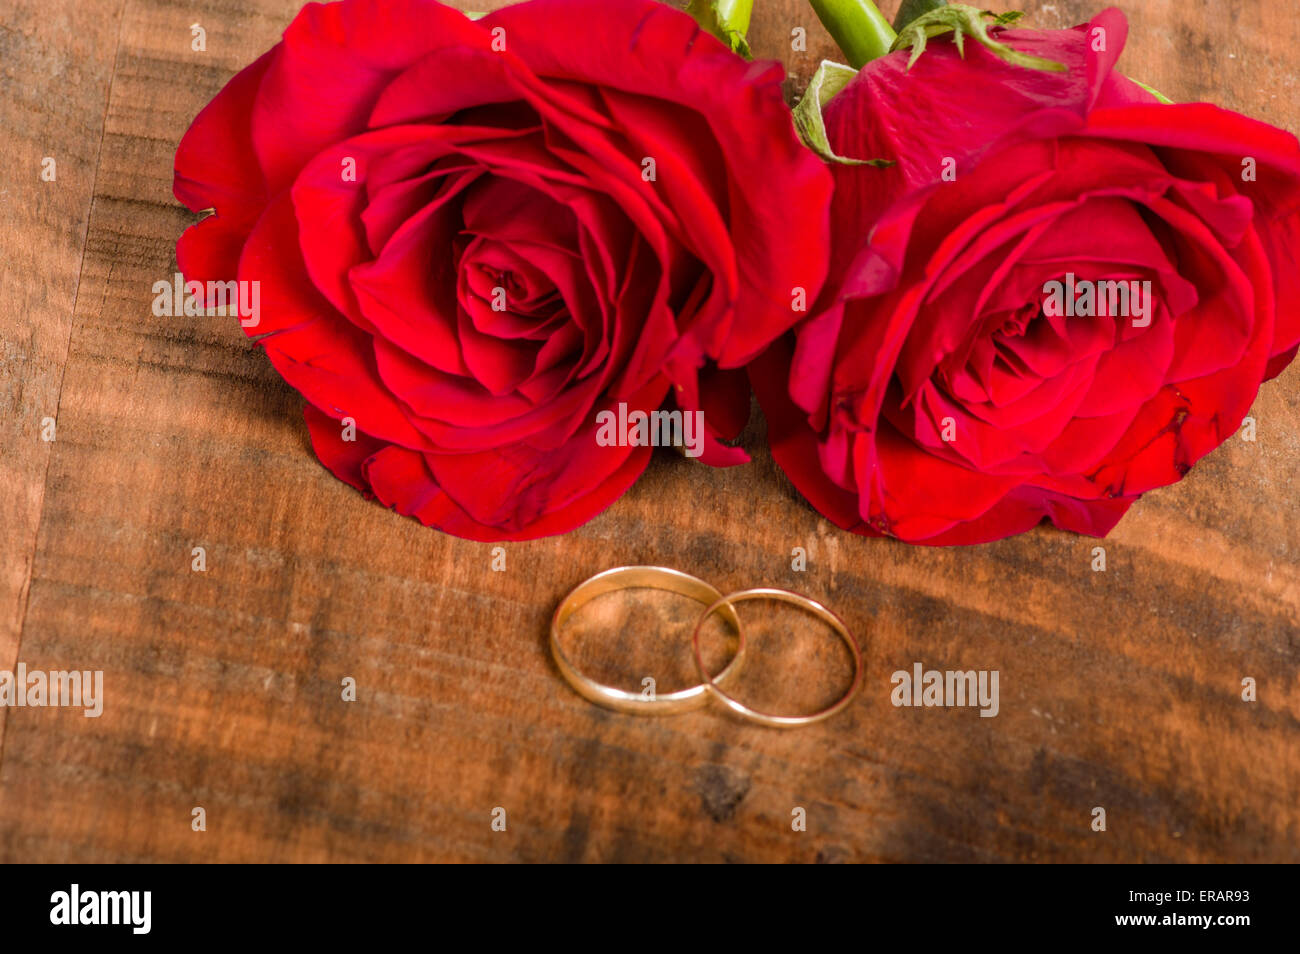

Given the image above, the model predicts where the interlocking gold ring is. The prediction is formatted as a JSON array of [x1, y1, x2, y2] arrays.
[[550, 566, 745, 715], [690, 588, 863, 728]]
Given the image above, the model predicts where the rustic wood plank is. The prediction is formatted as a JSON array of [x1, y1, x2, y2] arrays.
[[0, 0, 1296, 863], [0, 0, 125, 758]]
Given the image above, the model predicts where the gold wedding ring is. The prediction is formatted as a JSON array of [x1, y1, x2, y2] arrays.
[[550, 566, 745, 715], [691, 588, 864, 729]]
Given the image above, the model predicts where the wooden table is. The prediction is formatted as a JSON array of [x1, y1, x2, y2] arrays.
[[2, 0, 1296, 863]]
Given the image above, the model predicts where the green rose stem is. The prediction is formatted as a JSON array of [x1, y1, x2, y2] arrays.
[[687, 0, 756, 56], [807, 0, 897, 68]]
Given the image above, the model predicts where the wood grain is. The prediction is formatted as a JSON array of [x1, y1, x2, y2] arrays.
[[0, 0, 125, 759], [0, 0, 1296, 863]]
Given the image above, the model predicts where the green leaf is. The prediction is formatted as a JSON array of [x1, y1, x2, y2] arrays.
[[793, 60, 896, 166], [686, 0, 754, 58], [892, 0, 946, 32], [1131, 77, 1175, 104], [891, 4, 1066, 73]]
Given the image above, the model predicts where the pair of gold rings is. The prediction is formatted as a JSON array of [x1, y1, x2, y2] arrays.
[[549, 566, 864, 728]]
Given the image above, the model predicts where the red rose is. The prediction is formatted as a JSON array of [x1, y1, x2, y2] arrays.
[[174, 0, 830, 540], [754, 8, 1300, 546]]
